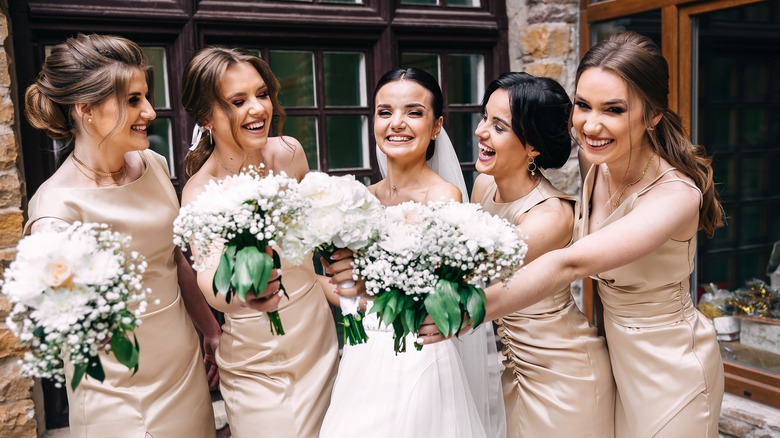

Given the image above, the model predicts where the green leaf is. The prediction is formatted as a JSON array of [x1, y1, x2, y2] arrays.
[[71, 363, 87, 391], [425, 279, 462, 337], [111, 330, 139, 370], [232, 246, 264, 301], [85, 355, 106, 384], [253, 252, 274, 297], [213, 251, 233, 295], [465, 284, 486, 328]]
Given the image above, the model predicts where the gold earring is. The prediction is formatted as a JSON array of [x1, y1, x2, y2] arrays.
[[527, 156, 537, 177], [647, 125, 655, 132]]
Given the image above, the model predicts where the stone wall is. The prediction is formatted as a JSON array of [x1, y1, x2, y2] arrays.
[[0, 1, 37, 437], [506, 0, 580, 197]]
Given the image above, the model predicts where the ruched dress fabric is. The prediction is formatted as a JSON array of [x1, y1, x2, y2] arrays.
[[319, 304, 490, 438], [25, 150, 215, 438], [217, 255, 338, 438], [480, 177, 615, 438], [580, 165, 724, 438]]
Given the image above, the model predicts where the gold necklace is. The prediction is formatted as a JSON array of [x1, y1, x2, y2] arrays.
[[213, 150, 266, 177], [604, 153, 656, 209], [71, 154, 127, 185], [71, 153, 126, 178]]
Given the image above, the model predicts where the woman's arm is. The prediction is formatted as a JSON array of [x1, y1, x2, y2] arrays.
[[484, 182, 701, 321], [175, 248, 221, 390]]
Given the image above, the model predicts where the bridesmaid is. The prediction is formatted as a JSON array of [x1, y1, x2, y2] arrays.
[[423, 31, 725, 437], [23, 34, 218, 437], [472, 72, 615, 437], [179, 46, 339, 438]]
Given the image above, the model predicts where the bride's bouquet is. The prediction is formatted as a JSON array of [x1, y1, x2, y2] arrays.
[[354, 201, 527, 353], [173, 166, 308, 335], [291, 172, 382, 345], [2, 222, 150, 390]]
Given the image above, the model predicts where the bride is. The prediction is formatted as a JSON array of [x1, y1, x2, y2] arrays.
[[319, 68, 505, 438]]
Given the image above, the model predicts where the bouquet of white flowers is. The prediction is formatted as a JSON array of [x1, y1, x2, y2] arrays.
[[292, 172, 382, 345], [173, 166, 308, 335], [354, 201, 527, 353], [2, 222, 150, 390]]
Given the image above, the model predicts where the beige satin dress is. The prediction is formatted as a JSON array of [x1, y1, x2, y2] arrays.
[[25, 150, 215, 438], [217, 256, 338, 437], [481, 177, 615, 438], [581, 165, 724, 437]]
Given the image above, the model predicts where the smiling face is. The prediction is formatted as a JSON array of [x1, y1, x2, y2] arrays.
[[374, 79, 442, 162], [474, 88, 535, 177], [89, 69, 155, 152], [572, 67, 650, 166], [208, 61, 274, 151]]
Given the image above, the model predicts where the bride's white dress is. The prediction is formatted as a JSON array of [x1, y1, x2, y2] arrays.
[[319, 307, 503, 438]]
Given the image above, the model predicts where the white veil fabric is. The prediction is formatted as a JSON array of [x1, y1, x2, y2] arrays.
[[376, 128, 507, 438]]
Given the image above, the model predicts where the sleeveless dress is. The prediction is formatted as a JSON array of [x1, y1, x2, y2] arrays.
[[580, 165, 724, 437], [319, 306, 491, 438], [25, 150, 215, 438], [216, 256, 339, 437], [480, 177, 615, 438]]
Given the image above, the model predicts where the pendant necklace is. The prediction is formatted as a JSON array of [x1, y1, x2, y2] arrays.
[[604, 152, 656, 210]]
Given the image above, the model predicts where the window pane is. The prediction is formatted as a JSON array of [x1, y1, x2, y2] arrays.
[[448, 0, 480, 6], [322, 0, 363, 3], [401, 0, 439, 4], [705, 58, 737, 102], [701, 252, 735, 285], [741, 155, 765, 197], [147, 117, 174, 177], [448, 112, 480, 163], [741, 108, 768, 146], [744, 60, 769, 102], [591, 10, 662, 49], [284, 116, 319, 171], [142, 47, 170, 109], [447, 54, 484, 105], [326, 115, 368, 169], [270, 50, 316, 108], [324, 52, 366, 107], [712, 155, 737, 199], [702, 108, 737, 152], [740, 203, 764, 244], [401, 53, 441, 82]]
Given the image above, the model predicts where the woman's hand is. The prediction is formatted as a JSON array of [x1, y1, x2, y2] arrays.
[[202, 332, 220, 391], [241, 269, 284, 312], [322, 249, 366, 298], [416, 315, 472, 346]]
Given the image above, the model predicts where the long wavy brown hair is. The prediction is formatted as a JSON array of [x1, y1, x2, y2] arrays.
[[181, 47, 286, 179], [576, 32, 725, 237]]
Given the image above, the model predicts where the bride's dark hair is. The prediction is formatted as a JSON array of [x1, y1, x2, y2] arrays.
[[373, 68, 443, 160]]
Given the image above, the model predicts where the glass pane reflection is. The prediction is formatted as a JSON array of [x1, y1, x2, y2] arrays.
[[327, 115, 367, 169], [270, 50, 316, 108], [284, 116, 319, 171]]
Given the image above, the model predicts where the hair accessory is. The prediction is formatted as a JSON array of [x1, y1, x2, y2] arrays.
[[190, 125, 207, 151], [527, 156, 537, 177]]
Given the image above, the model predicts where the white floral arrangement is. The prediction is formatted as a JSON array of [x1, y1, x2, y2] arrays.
[[291, 172, 382, 345], [2, 222, 150, 390], [173, 166, 308, 335], [354, 201, 527, 353]]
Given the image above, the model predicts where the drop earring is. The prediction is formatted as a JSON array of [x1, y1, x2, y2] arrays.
[[527, 156, 537, 177]]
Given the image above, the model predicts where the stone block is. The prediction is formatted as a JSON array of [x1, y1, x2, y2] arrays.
[[0, 296, 10, 321], [525, 62, 565, 83], [0, 209, 22, 247], [520, 24, 572, 59], [0, 399, 37, 438], [0, 132, 17, 170], [721, 415, 756, 437], [529, 4, 577, 24], [0, 49, 9, 88], [724, 406, 769, 428], [0, 328, 26, 360], [0, 96, 13, 125], [0, 359, 33, 402], [0, 173, 22, 209]]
